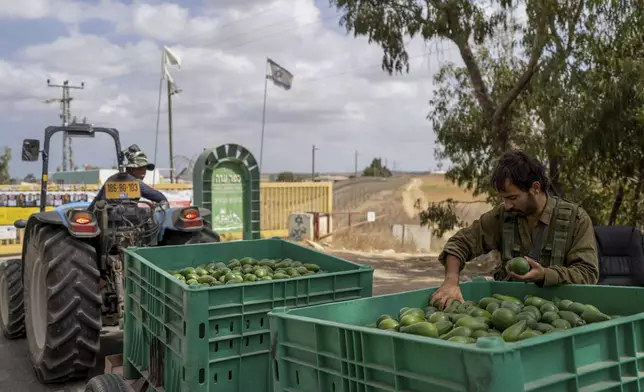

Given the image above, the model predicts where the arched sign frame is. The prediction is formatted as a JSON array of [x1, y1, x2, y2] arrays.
[[193, 143, 260, 240]]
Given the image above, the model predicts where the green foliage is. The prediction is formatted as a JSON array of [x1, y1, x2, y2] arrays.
[[415, 198, 464, 237], [363, 158, 392, 177], [333, 0, 644, 231], [0, 147, 11, 184], [276, 171, 296, 182]]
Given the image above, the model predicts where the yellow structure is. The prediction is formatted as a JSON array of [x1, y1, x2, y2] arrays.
[[0, 182, 333, 255]]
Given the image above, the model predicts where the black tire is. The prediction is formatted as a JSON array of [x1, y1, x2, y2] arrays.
[[23, 225, 102, 383], [85, 374, 131, 392], [0, 258, 25, 339]]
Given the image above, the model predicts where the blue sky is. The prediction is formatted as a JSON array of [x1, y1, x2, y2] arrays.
[[0, 0, 457, 179]]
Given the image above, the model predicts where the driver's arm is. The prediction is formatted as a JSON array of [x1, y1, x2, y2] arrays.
[[139, 182, 168, 203], [88, 185, 105, 210]]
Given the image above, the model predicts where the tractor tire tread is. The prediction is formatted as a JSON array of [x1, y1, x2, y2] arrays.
[[0, 258, 26, 339], [25, 226, 102, 384]]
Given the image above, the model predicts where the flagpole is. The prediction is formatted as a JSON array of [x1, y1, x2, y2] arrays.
[[259, 58, 269, 172], [152, 51, 165, 186]]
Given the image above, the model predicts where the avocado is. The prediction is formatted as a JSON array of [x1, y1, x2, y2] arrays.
[[399, 314, 425, 327], [468, 307, 492, 319], [558, 310, 586, 327], [486, 302, 501, 313], [447, 336, 476, 344], [550, 319, 572, 329], [492, 308, 518, 331], [448, 313, 471, 323], [546, 328, 566, 334], [254, 268, 267, 278], [541, 311, 560, 324], [302, 263, 320, 272], [227, 259, 241, 268], [225, 277, 244, 285], [516, 312, 538, 328], [435, 320, 453, 335], [260, 276, 273, 281], [181, 267, 197, 276], [244, 274, 258, 282], [539, 302, 558, 314], [522, 306, 541, 320], [471, 329, 489, 339], [240, 257, 256, 266], [493, 294, 522, 305], [401, 308, 425, 320], [376, 314, 394, 325], [507, 257, 531, 275], [500, 300, 523, 314], [501, 320, 528, 342], [567, 302, 589, 316], [377, 318, 400, 330], [558, 299, 574, 311], [428, 312, 450, 323], [585, 304, 601, 313], [398, 307, 411, 318], [440, 326, 473, 340], [533, 322, 555, 333], [197, 275, 216, 284], [272, 273, 288, 279], [455, 316, 489, 331], [486, 329, 501, 336], [518, 329, 542, 340], [524, 296, 547, 308], [580, 310, 611, 324], [399, 322, 439, 338], [478, 297, 502, 309], [186, 279, 199, 285]]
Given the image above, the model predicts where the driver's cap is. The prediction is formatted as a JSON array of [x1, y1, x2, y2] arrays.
[[123, 147, 155, 170]]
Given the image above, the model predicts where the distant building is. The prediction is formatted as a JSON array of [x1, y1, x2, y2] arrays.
[[50, 169, 165, 185]]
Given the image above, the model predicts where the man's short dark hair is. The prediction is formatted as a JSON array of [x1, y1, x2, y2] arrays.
[[491, 150, 549, 193]]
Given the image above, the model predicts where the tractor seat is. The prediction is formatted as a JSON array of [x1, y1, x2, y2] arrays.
[[595, 225, 644, 286]]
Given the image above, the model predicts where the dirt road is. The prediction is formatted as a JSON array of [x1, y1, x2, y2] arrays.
[[333, 250, 496, 295]]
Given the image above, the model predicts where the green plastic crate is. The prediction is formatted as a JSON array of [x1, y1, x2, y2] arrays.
[[269, 278, 644, 392], [123, 238, 373, 392]]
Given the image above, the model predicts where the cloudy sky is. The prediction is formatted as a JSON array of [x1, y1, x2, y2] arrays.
[[1, 0, 464, 178]]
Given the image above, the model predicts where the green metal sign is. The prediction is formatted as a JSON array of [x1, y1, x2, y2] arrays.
[[192, 143, 260, 240], [211, 163, 244, 233]]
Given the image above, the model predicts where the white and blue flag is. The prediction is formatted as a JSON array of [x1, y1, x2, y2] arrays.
[[266, 58, 294, 90]]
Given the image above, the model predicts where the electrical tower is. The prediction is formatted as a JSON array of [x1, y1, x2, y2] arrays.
[[46, 79, 85, 172]]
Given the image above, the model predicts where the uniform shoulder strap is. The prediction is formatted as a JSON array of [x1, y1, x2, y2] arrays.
[[550, 196, 579, 266], [501, 208, 519, 262]]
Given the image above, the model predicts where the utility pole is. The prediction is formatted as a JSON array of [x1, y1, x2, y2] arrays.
[[167, 80, 182, 183], [354, 150, 359, 179], [47, 79, 84, 172], [312, 144, 319, 181]]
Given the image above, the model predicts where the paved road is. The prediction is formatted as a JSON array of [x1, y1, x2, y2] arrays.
[[0, 257, 124, 392]]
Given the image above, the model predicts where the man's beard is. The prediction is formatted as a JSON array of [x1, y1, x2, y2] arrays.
[[514, 194, 538, 217]]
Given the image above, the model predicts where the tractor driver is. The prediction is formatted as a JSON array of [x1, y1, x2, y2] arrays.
[[88, 145, 168, 210]]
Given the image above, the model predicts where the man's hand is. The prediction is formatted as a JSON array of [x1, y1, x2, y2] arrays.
[[429, 281, 464, 310], [506, 257, 545, 283]]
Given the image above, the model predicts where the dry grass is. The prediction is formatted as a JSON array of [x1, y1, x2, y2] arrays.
[[326, 174, 494, 252]]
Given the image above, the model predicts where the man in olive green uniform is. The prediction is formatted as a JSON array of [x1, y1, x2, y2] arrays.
[[430, 150, 599, 309]]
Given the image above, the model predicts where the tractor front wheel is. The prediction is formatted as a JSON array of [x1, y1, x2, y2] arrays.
[[0, 258, 26, 339], [23, 225, 102, 383]]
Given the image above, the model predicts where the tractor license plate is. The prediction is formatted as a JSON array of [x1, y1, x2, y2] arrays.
[[105, 181, 141, 200]]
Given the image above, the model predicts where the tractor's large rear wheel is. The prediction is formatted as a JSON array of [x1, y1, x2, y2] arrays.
[[0, 258, 26, 339], [23, 225, 102, 383]]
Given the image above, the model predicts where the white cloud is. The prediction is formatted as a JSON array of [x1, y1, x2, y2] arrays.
[[0, 0, 464, 176]]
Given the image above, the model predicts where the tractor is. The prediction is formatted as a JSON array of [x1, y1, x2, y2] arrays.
[[0, 124, 219, 384]]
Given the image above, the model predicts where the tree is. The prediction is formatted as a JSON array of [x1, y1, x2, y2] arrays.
[[0, 147, 11, 184], [276, 172, 296, 182], [363, 158, 392, 177], [23, 173, 38, 183]]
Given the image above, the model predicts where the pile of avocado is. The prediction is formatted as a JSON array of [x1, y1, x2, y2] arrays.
[[167, 257, 325, 287], [368, 294, 620, 344]]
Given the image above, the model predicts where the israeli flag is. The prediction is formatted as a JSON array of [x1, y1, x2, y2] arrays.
[[266, 58, 294, 90]]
